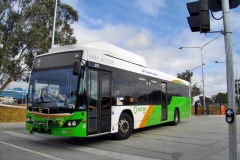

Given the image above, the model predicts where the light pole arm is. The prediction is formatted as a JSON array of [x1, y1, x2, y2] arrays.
[[201, 34, 222, 50], [179, 34, 222, 115]]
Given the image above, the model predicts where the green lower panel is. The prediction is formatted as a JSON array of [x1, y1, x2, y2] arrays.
[[147, 119, 161, 126], [143, 97, 190, 127], [168, 96, 191, 121], [146, 105, 161, 126], [26, 111, 87, 138]]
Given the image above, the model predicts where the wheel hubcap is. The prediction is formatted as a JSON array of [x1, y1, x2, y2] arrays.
[[119, 119, 129, 133]]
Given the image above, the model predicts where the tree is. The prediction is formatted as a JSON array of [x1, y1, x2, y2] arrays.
[[191, 83, 202, 99], [177, 70, 192, 83], [177, 70, 202, 102], [211, 92, 228, 104], [199, 96, 214, 106], [0, 0, 78, 92]]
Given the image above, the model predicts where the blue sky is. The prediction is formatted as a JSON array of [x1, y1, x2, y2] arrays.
[[10, 0, 240, 99]]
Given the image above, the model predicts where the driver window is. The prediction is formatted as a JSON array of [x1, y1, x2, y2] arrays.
[[41, 89, 47, 97], [57, 87, 67, 101]]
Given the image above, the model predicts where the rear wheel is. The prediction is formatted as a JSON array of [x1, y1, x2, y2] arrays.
[[113, 113, 133, 140], [171, 109, 179, 126]]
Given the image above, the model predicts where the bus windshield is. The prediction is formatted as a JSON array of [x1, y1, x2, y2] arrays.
[[27, 68, 78, 110]]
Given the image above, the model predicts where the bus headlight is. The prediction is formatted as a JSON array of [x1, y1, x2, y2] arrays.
[[64, 120, 80, 127], [67, 121, 72, 126], [27, 117, 33, 122], [72, 121, 76, 126]]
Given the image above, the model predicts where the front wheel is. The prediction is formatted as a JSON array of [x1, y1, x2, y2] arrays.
[[113, 113, 133, 140]]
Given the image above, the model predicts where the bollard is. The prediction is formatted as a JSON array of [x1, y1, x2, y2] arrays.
[[220, 105, 225, 115], [197, 106, 201, 115]]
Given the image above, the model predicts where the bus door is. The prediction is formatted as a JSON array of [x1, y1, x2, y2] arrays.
[[161, 82, 167, 121], [88, 69, 111, 134]]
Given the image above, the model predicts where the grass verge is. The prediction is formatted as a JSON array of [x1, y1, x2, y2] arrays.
[[0, 105, 226, 123], [0, 106, 26, 122]]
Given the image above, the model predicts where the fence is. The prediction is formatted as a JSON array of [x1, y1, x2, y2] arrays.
[[191, 105, 233, 115]]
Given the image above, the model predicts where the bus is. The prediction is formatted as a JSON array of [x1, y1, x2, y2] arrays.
[[26, 41, 190, 140]]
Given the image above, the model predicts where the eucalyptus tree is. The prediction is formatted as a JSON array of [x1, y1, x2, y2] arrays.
[[0, 0, 78, 92], [177, 70, 202, 102]]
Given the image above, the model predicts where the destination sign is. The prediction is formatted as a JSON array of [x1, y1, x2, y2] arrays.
[[33, 51, 83, 70]]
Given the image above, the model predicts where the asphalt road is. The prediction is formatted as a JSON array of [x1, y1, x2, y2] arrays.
[[0, 116, 240, 160]]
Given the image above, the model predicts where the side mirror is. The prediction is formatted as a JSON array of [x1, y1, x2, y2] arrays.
[[73, 59, 81, 75]]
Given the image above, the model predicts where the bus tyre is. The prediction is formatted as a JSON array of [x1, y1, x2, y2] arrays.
[[171, 109, 179, 126], [113, 113, 133, 140]]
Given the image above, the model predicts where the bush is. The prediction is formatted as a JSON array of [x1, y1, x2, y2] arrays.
[[0, 106, 26, 122]]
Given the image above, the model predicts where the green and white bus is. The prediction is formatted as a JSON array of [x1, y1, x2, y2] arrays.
[[26, 41, 190, 140]]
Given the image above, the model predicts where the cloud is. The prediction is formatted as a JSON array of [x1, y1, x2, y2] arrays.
[[231, 11, 240, 35], [72, 23, 142, 44], [125, 33, 152, 49], [9, 0, 240, 99], [135, 0, 166, 17]]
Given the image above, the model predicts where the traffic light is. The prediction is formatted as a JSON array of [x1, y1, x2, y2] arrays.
[[187, 0, 210, 33], [208, 0, 240, 12]]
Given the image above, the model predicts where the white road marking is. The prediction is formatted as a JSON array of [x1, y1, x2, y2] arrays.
[[2, 131, 161, 160], [0, 140, 65, 160]]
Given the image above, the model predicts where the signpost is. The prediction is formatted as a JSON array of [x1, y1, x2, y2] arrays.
[[226, 108, 234, 123]]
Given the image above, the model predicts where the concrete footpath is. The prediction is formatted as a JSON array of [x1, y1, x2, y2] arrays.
[[0, 104, 27, 108], [0, 122, 25, 131]]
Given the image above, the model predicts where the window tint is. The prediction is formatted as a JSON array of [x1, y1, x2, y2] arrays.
[[109, 67, 188, 106], [148, 80, 161, 105], [88, 70, 98, 132], [168, 82, 189, 104], [111, 68, 151, 105]]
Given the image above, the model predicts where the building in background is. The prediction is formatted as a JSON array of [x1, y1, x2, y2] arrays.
[[0, 87, 27, 104]]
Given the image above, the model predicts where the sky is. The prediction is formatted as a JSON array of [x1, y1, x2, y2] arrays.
[[9, 0, 240, 100]]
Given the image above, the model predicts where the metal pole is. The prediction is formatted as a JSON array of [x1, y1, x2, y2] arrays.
[[200, 34, 222, 115], [200, 49, 206, 115], [236, 66, 239, 113], [22, 92, 23, 104], [189, 65, 203, 113], [179, 35, 222, 114], [221, 0, 236, 159], [51, 0, 58, 48]]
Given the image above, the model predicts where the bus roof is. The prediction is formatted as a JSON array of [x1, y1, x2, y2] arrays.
[[46, 41, 189, 86], [48, 41, 147, 68]]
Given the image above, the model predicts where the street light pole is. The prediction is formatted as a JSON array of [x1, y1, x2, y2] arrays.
[[200, 49, 205, 114], [189, 64, 205, 106], [179, 34, 222, 115], [51, 0, 58, 48]]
